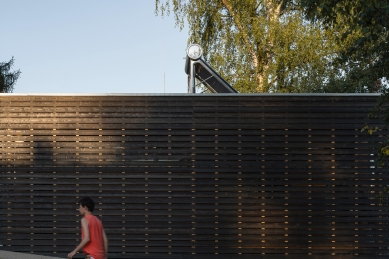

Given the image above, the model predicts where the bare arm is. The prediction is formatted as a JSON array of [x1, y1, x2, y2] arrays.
[[102, 228, 108, 259], [67, 217, 90, 259]]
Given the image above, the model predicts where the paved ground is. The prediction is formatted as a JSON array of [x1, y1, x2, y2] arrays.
[[0, 250, 63, 259]]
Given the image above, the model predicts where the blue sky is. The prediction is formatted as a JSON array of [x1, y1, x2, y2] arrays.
[[0, 0, 189, 93]]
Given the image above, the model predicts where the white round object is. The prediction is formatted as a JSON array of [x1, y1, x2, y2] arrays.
[[186, 44, 203, 60]]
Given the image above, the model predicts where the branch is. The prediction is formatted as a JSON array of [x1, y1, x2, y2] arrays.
[[221, 0, 262, 90]]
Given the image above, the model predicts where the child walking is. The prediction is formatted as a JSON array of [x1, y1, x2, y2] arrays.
[[68, 197, 108, 259]]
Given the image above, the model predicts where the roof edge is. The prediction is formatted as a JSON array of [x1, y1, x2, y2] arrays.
[[0, 93, 382, 97]]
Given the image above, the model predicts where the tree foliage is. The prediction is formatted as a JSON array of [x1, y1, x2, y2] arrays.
[[156, 0, 355, 93], [0, 57, 21, 93], [303, 0, 389, 146], [297, 0, 389, 92], [299, 0, 388, 42], [305, 0, 389, 205]]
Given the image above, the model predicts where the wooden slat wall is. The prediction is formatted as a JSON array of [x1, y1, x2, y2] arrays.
[[0, 94, 388, 258]]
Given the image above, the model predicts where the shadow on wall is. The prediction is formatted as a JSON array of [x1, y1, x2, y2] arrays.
[[1, 95, 388, 258]]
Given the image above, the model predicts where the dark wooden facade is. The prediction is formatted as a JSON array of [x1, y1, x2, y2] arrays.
[[0, 94, 388, 258]]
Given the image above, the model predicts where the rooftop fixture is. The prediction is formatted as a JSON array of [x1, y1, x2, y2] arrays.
[[185, 44, 238, 94]]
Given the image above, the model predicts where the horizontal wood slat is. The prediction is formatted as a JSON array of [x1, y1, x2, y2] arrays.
[[1, 94, 388, 258]]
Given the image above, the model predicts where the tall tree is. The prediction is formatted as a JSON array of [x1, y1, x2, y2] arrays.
[[297, 0, 389, 92], [0, 57, 21, 93], [303, 0, 389, 204], [156, 0, 353, 93]]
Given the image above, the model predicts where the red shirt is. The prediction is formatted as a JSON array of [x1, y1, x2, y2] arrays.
[[81, 214, 105, 259]]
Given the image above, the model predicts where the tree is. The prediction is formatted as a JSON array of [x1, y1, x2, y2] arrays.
[[0, 57, 21, 93], [156, 0, 354, 93], [298, 0, 388, 41], [296, 0, 389, 92], [302, 0, 389, 204]]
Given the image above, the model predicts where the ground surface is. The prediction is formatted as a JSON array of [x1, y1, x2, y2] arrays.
[[0, 250, 63, 259]]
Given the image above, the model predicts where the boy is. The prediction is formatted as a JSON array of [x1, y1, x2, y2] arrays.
[[68, 197, 108, 259]]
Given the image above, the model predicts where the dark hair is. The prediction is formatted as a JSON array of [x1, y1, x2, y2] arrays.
[[79, 197, 95, 212]]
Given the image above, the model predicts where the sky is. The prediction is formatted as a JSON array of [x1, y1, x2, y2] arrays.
[[0, 0, 190, 94]]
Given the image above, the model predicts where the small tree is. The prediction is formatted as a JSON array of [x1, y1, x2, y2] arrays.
[[0, 57, 21, 93]]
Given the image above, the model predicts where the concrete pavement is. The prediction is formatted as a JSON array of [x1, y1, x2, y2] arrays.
[[0, 250, 63, 259]]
